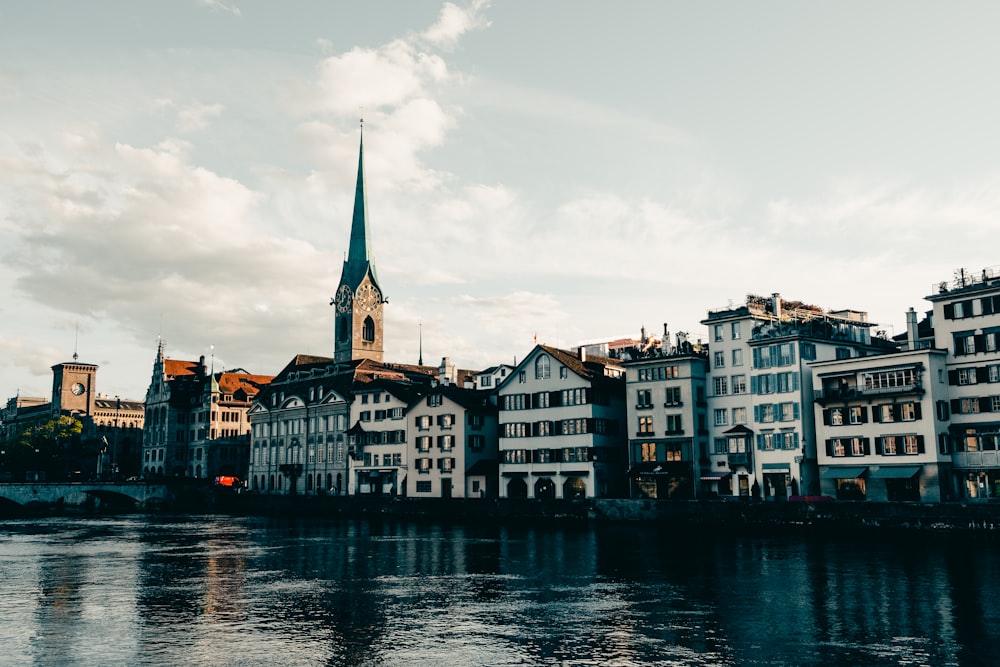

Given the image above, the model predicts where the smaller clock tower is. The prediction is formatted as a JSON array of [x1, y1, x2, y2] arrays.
[[51, 359, 98, 418], [333, 123, 384, 364]]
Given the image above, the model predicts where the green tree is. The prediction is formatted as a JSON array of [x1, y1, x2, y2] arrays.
[[15, 416, 84, 480]]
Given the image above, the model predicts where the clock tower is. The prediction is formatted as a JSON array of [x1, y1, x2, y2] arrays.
[[51, 359, 98, 418], [333, 123, 384, 364]]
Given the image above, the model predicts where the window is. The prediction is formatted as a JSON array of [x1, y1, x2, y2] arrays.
[[900, 403, 917, 421], [851, 438, 866, 456], [636, 389, 652, 408], [503, 422, 528, 438], [801, 342, 816, 361], [731, 322, 741, 340], [534, 392, 551, 408], [732, 407, 747, 425], [989, 365, 1000, 383], [416, 415, 431, 430], [416, 481, 432, 493], [732, 375, 747, 395], [863, 368, 916, 391], [836, 348, 852, 360], [560, 367, 569, 379], [848, 406, 866, 424], [665, 414, 683, 433], [714, 324, 724, 342], [639, 442, 657, 462], [535, 355, 551, 379], [954, 332, 976, 356], [714, 377, 728, 396], [904, 435, 920, 454], [714, 351, 725, 368], [879, 405, 895, 422], [427, 394, 442, 407], [664, 387, 682, 406], [960, 398, 981, 414], [993, 396, 1000, 412], [757, 404, 775, 423], [360, 411, 371, 422], [468, 435, 485, 449], [437, 435, 455, 450], [417, 436, 431, 452], [416, 458, 431, 472], [503, 449, 528, 464], [714, 409, 728, 427], [936, 400, 950, 420], [958, 368, 978, 385], [732, 349, 743, 366], [480, 376, 492, 387], [714, 438, 727, 454], [779, 402, 799, 422], [638, 416, 653, 435]]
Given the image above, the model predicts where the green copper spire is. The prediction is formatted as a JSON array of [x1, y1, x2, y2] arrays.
[[344, 122, 378, 288]]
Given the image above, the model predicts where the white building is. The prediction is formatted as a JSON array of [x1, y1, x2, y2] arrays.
[[701, 293, 897, 499], [497, 345, 626, 499], [622, 327, 710, 499], [926, 265, 1000, 500], [812, 347, 951, 501], [407, 384, 498, 498]]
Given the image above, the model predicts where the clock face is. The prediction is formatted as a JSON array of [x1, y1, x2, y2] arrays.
[[335, 284, 353, 313], [70, 382, 85, 396], [355, 283, 381, 312]]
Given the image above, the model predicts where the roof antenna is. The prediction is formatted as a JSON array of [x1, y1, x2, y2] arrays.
[[73, 322, 79, 361]]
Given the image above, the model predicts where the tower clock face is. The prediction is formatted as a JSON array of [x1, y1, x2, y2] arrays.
[[335, 284, 353, 313], [355, 283, 381, 311], [70, 382, 85, 395]]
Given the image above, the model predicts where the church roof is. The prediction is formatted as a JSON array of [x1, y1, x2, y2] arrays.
[[342, 126, 379, 290]]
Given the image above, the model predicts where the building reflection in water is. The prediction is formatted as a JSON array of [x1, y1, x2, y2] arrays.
[[3, 516, 1000, 666]]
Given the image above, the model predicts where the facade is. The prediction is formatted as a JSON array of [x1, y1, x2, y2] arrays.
[[349, 379, 421, 496], [497, 345, 626, 499], [1, 359, 145, 481], [142, 343, 271, 480], [702, 294, 897, 499], [407, 383, 498, 499], [926, 266, 1000, 500], [622, 327, 709, 499], [813, 348, 951, 501], [247, 355, 351, 495]]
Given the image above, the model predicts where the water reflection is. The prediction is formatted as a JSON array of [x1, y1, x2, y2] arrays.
[[0, 516, 998, 666]]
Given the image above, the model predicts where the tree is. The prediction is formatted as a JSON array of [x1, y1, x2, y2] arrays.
[[14, 416, 84, 480]]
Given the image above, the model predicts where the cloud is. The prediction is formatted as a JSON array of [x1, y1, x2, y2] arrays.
[[198, 0, 241, 17], [421, 0, 492, 51]]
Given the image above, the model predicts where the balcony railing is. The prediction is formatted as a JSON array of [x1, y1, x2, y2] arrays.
[[726, 452, 750, 467]]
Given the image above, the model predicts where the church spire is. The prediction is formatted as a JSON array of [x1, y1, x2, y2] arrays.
[[344, 118, 377, 288]]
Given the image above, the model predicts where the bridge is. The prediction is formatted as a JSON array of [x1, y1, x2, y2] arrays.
[[0, 482, 171, 512]]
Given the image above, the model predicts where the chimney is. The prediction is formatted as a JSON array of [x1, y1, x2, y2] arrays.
[[661, 323, 670, 352], [640, 325, 647, 345], [772, 293, 782, 320], [578, 347, 587, 362], [439, 357, 455, 385], [906, 307, 918, 351]]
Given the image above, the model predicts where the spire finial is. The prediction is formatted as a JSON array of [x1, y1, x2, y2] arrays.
[[73, 322, 79, 361]]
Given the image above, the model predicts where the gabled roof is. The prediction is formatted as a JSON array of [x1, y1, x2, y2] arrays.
[[406, 383, 498, 415], [217, 371, 273, 398], [497, 344, 625, 393]]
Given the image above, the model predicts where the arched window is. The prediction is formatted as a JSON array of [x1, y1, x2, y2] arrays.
[[535, 354, 551, 380], [363, 316, 375, 342]]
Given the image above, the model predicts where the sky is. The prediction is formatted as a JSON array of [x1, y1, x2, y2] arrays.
[[2, 1, 1000, 403]]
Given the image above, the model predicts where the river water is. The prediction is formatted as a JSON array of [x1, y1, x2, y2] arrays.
[[0, 514, 997, 666]]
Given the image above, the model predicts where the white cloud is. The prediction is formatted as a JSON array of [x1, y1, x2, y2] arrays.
[[198, 0, 241, 17], [421, 0, 492, 51]]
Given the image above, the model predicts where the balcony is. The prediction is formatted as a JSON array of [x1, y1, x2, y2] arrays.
[[726, 452, 750, 467], [953, 451, 1000, 469]]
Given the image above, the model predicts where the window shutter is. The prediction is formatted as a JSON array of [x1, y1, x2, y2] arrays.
[[872, 407, 881, 424], [826, 439, 834, 457], [984, 298, 995, 315], [948, 370, 959, 385], [944, 303, 955, 319], [917, 435, 925, 453], [913, 403, 922, 420], [977, 367, 990, 383], [981, 397, 993, 413], [863, 438, 871, 455], [823, 409, 831, 426], [793, 373, 800, 390], [861, 407, 869, 423], [754, 405, 761, 421], [550, 390, 562, 406], [793, 403, 800, 419], [951, 398, 961, 413], [974, 334, 986, 353], [875, 437, 884, 455]]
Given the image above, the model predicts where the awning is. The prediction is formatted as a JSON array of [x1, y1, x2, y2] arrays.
[[820, 466, 868, 480], [700, 471, 732, 481], [870, 465, 921, 479], [762, 463, 790, 471]]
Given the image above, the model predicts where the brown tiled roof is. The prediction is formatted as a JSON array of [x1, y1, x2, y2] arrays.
[[163, 359, 200, 378], [218, 372, 274, 397]]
